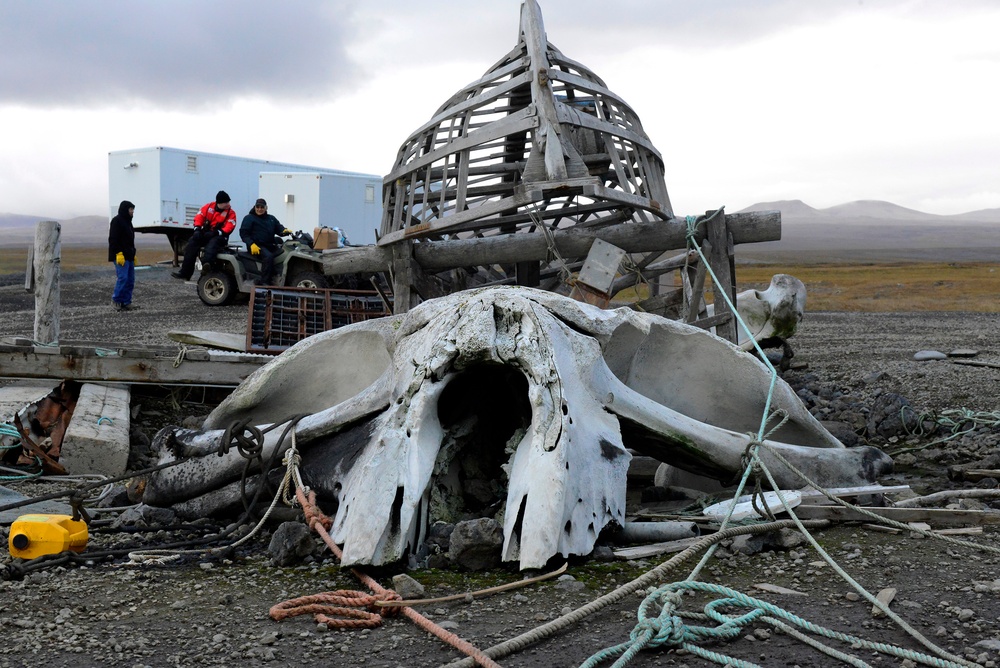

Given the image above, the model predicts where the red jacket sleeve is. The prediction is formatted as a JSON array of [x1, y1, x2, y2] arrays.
[[220, 209, 237, 235]]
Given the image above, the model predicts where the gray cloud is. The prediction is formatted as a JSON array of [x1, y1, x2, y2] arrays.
[[0, 0, 360, 109]]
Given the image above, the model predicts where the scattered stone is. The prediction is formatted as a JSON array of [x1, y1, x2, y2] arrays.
[[913, 350, 947, 361], [111, 504, 177, 529], [448, 518, 504, 571], [391, 573, 426, 600], [948, 349, 979, 358], [866, 393, 919, 439], [267, 522, 315, 566]]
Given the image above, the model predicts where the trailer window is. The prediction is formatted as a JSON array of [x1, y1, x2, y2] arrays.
[[186, 156, 198, 172], [365, 184, 376, 203]]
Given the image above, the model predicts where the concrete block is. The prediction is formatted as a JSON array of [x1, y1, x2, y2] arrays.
[[59, 383, 130, 477]]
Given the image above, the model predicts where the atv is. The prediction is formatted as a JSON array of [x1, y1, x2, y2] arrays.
[[196, 231, 333, 306]]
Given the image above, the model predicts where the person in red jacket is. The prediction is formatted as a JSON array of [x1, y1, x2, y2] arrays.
[[171, 190, 238, 280]]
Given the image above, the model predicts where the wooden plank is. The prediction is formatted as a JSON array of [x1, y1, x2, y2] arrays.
[[0, 345, 266, 386], [686, 239, 710, 323], [690, 312, 732, 331], [613, 535, 703, 560], [754, 583, 806, 597], [792, 505, 1000, 526], [797, 484, 912, 501]]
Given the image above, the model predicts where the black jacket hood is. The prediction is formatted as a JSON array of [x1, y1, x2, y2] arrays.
[[118, 201, 135, 218]]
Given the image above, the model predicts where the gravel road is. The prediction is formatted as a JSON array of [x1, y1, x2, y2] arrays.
[[2, 266, 1000, 668]]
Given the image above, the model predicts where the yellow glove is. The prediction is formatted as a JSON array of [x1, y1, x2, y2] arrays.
[[282, 228, 292, 235], [250, 243, 261, 255], [115, 252, 125, 266]]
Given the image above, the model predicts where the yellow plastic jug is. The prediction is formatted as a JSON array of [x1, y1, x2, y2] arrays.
[[8, 514, 89, 559]]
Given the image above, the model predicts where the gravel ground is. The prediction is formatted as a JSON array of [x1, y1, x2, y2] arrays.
[[2, 266, 1000, 668]]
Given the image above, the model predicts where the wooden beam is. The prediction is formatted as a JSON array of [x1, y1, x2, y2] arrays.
[[324, 211, 779, 279], [0, 343, 266, 386], [792, 505, 1000, 527]]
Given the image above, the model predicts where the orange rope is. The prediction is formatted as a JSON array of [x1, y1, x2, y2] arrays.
[[269, 488, 503, 668]]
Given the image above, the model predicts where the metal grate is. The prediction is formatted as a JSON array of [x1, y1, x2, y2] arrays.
[[247, 286, 392, 354]]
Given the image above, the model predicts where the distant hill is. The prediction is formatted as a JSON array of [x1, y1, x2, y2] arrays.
[[735, 200, 1000, 262], [3, 200, 1000, 261], [0, 213, 167, 248]]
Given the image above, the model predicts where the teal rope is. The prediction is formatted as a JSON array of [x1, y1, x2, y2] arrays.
[[582, 581, 973, 668], [889, 408, 1000, 456], [0, 455, 43, 481]]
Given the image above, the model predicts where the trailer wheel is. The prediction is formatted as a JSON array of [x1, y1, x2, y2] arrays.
[[289, 271, 330, 289], [197, 270, 237, 306]]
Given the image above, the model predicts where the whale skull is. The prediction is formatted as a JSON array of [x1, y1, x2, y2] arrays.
[[142, 286, 889, 570]]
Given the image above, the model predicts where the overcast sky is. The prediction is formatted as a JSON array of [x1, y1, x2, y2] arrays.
[[1, 0, 998, 220]]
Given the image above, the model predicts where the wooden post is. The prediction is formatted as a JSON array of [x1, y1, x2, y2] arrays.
[[704, 210, 737, 343], [24, 245, 34, 291], [391, 240, 415, 314], [33, 220, 61, 344]]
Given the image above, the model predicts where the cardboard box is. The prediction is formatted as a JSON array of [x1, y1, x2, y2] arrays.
[[313, 227, 339, 250]]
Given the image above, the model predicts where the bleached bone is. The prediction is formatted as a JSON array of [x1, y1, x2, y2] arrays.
[[706, 274, 807, 350], [142, 286, 889, 570]]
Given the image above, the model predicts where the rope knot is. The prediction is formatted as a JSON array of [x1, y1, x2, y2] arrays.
[[302, 491, 333, 531], [633, 613, 687, 648]]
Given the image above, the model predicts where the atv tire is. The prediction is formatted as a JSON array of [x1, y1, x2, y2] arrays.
[[197, 270, 237, 306], [289, 271, 330, 289]]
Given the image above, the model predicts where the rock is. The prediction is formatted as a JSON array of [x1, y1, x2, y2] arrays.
[[948, 349, 979, 358], [426, 522, 455, 553], [861, 371, 891, 385], [96, 484, 133, 508], [448, 518, 504, 571], [820, 420, 860, 447], [181, 415, 208, 429], [590, 545, 616, 562], [866, 393, 918, 439], [391, 573, 426, 600], [730, 528, 803, 555], [913, 350, 947, 361], [111, 503, 177, 529], [267, 522, 314, 566]]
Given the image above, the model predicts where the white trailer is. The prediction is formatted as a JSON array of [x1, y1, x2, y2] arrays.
[[258, 172, 382, 246], [108, 146, 381, 261]]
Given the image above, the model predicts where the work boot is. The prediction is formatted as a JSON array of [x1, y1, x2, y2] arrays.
[[119, 304, 141, 311], [113, 301, 123, 311], [170, 271, 188, 280]]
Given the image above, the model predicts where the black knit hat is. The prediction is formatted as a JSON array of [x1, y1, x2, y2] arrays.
[[216, 190, 231, 204]]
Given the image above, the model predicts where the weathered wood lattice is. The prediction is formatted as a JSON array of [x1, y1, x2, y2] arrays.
[[368, 0, 781, 344], [378, 0, 678, 301]]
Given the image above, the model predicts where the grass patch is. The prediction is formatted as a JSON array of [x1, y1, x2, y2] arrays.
[[0, 246, 174, 274], [734, 262, 1000, 312], [4, 245, 998, 313]]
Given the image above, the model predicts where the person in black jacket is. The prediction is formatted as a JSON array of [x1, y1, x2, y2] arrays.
[[108, 200, 140, 311], [239, 198, 292, 285]]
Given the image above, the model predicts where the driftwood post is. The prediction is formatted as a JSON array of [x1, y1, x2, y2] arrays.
[[704, 210, 737, 343], [391, 240, 415, 314], [33, 220, 61, 344]]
